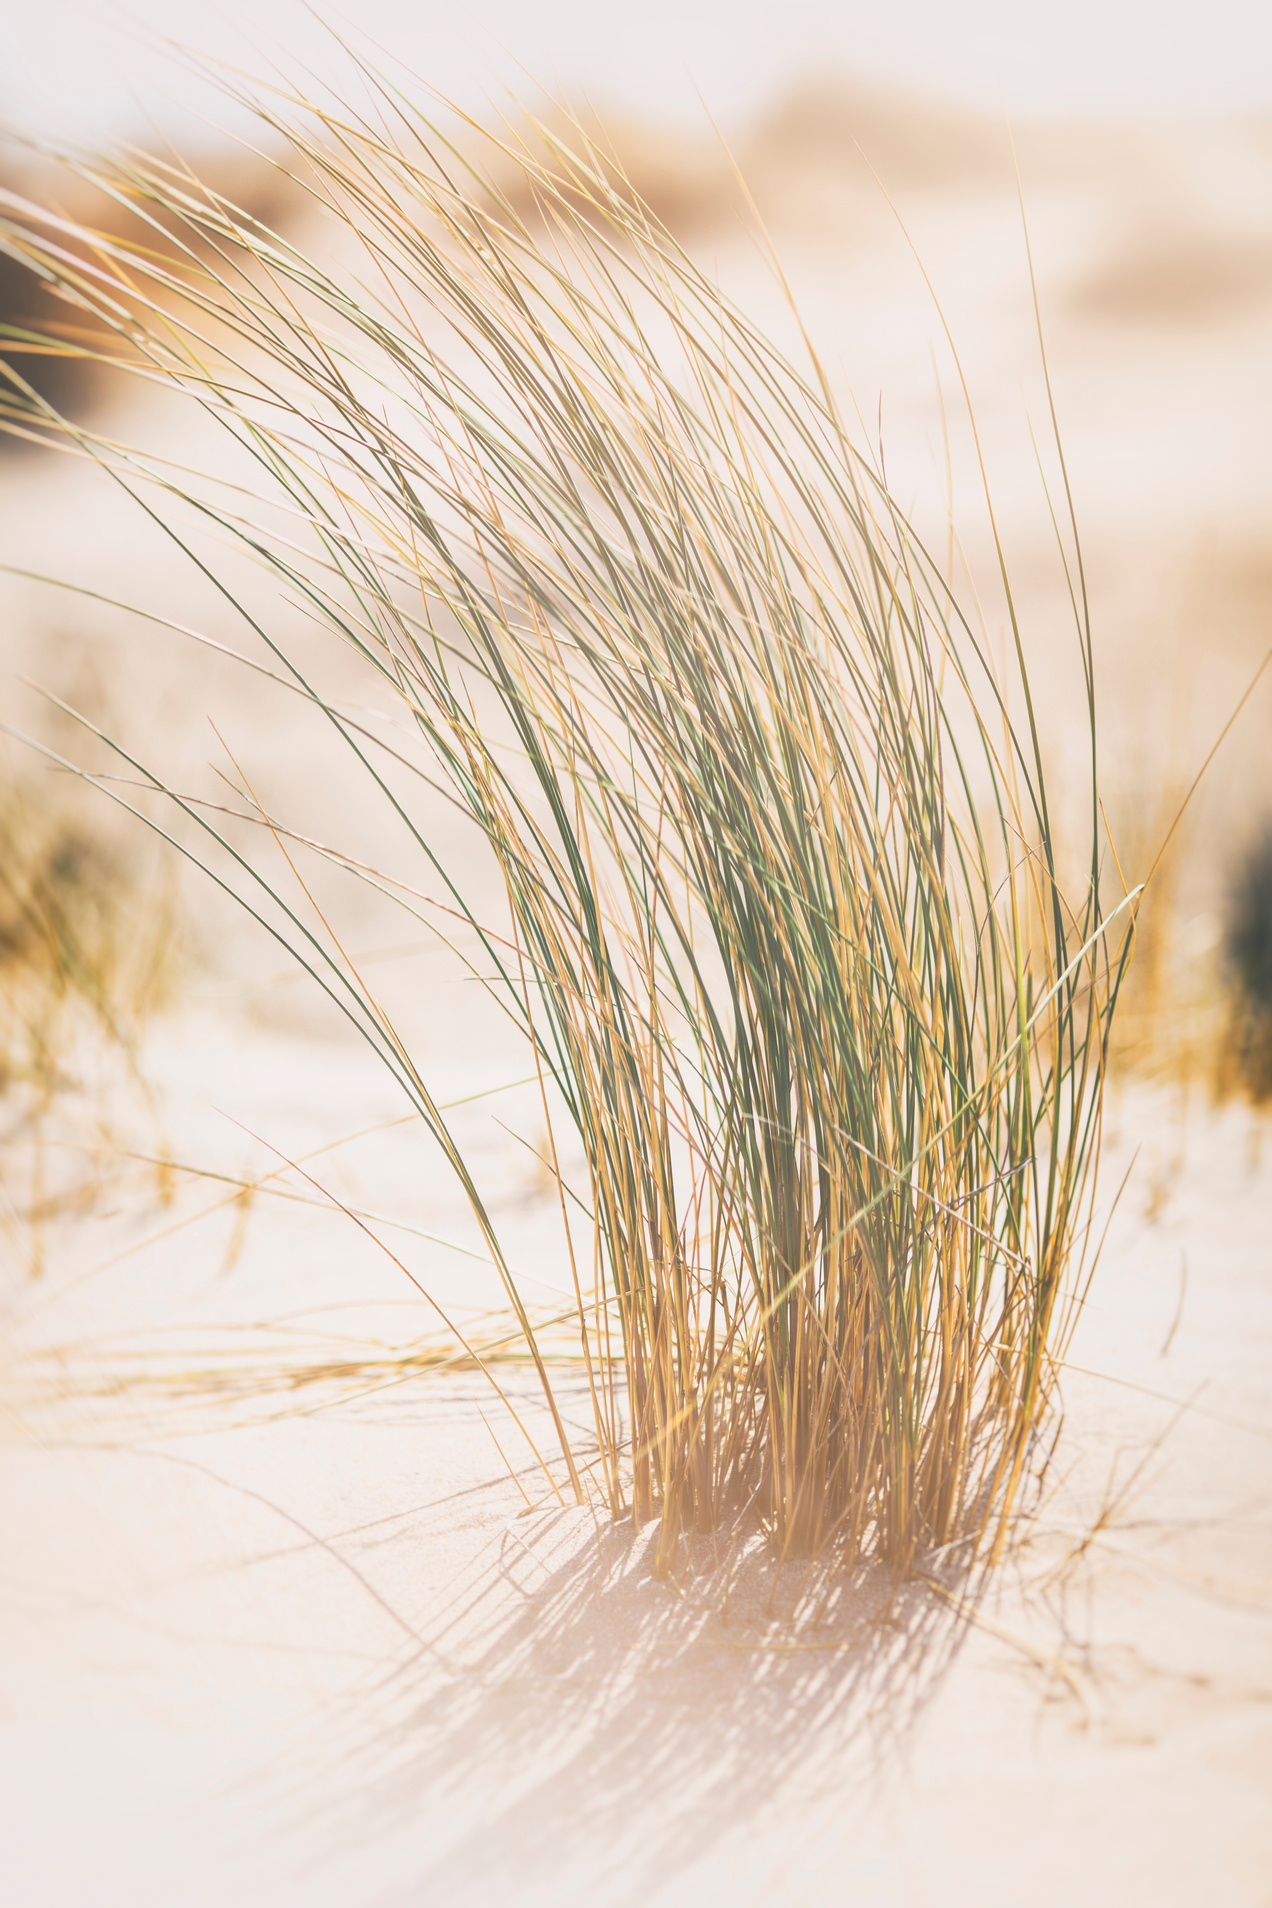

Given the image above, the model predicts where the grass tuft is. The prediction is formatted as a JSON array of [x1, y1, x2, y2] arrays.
[[0, 773, 173, 1093], [0, 73, 1133, 1573]]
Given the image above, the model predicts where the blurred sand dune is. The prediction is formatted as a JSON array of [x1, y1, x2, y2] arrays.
[[1071, 224, 1272, 324]]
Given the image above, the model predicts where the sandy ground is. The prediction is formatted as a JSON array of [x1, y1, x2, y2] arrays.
[[3, 77, 1272, 1905], [1, 1015, 1270, 1907]]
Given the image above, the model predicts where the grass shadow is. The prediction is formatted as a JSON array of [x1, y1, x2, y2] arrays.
[[272, 1478, 979, 1905]]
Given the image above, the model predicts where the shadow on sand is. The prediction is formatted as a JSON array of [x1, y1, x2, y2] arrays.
[[277, 1484, 983, 1905]]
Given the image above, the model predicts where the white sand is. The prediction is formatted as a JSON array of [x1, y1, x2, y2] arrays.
[[1, 1019, 1269, 1906]]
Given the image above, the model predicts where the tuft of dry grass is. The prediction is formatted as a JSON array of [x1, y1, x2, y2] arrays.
[[0, 71, 1134, 1575], [0, 773, 174, 1089], [0, 765, 178, 1276]]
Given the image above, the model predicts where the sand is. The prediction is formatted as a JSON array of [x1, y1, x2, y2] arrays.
[[1, 1017, 1270, 1905]]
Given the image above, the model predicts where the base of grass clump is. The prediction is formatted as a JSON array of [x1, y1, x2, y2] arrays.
[[1, 69, 1134, 1576]]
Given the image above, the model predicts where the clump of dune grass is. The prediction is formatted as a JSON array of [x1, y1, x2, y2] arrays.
[[0, 771, 174, 1093], [0, 73, 1134, 1573], [0, 768, 177, 1276]]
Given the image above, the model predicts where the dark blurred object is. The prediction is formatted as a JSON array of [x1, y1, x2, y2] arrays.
[[1222, 820, 1272, 1101], [0, 157, 151, 447], [0, 231, 93, 431], [1, 152, 300, 451]]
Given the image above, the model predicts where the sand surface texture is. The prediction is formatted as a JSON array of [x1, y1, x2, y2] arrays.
[[2, 1025, 1270, 1905]]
